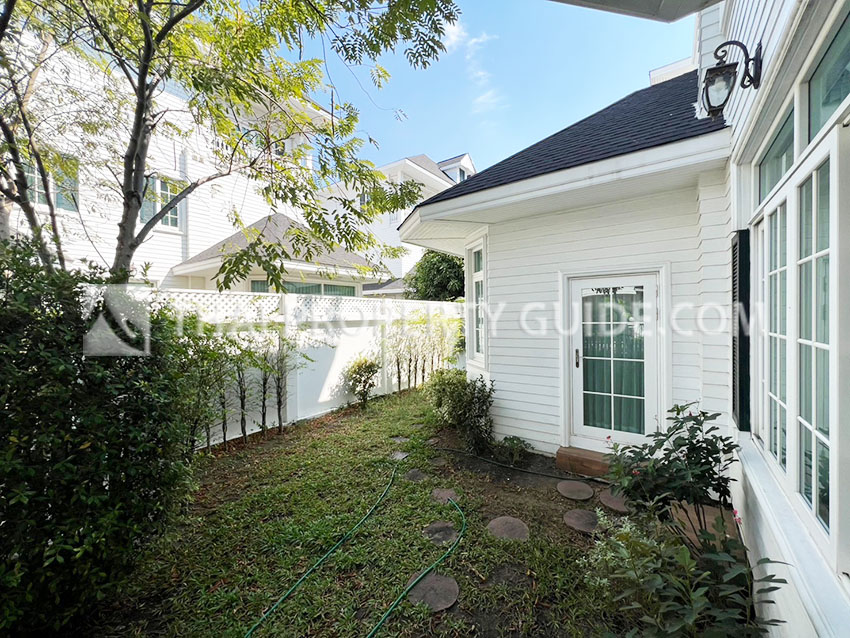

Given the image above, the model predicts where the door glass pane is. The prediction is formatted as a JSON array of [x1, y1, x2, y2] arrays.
[[583, 393, 611, 429], [799, 261, 812, 340], [614, 397, 644, 434], [779, 405, 787, 469], [779, 205, 787, 268], [817, 161, 830, 251], [611, 286, 644, 322], [800, 424, 813, 504], [769, 275, 777, 333], [816, 256, 829, 344], [580, 283, 646, 435], [769, 400, 777, 455], [769, 213, 777, 270], [817, 441, 830, 528], [769, 337, 777, 395], [613, 323, 644, 359], [583, 323, 610, 358], [800, 177, 813, 258], [582, 289, 611, 323], [799, 344, 812, 424], [473, 249, 483, 273], [613, 360, 644, 397], [816, 348, 829, 436], [779, 340, 787, 403], [779, 270, 787, 335], [583, 360, 611, 394]]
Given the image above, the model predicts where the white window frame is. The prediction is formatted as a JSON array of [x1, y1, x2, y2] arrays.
[[466, 237, 487, 367], [750, 115, 843, 570], [140, 176, 186, 234]]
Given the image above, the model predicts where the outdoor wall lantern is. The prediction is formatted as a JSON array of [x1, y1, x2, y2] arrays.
[[702, 40, 763, 119]]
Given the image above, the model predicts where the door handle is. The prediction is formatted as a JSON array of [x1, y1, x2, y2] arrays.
[[575, 349, 580, 368]]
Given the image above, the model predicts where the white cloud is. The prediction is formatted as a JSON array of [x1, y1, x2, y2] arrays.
[[472, 89, 505, 114], [443, 21, 468, 54], [465, 32, 497, 60]]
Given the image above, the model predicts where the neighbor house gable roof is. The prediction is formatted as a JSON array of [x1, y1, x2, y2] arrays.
[[405, 154, 453, 183], [419, 71, 726, 207], [178, 214, 372, 271]]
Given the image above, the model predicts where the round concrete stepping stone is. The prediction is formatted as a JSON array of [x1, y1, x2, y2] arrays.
[[390, 451, 409, 461], [486, 516, 529, 541], [426, 437, 440, 447], [556, 480, 594, 501], [599, 487, 630, 514], [404, 468, 428, 482], [391, 436, 410, 443], [563, 509, 598, 534], [411, 422, 425, 430], [406, 572, 459, 612], [423, 521, 458, 545], [429, 456, 447, 467], [431, 488, 458, 504]]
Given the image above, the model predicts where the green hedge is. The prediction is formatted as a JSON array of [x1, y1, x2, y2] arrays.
[[0, 241, 197, 632]]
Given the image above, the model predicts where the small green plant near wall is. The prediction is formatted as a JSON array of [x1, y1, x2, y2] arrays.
[[426, 369, 494, 454], [603, 403, 786, 635], [344, 355, 381, 408], [493, 435, 532, 466]]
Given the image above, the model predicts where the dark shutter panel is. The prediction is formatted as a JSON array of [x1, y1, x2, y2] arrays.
[[731, 230, 751, 431]]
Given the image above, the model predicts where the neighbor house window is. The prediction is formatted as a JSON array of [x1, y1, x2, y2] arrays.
[[759, 111, 794, 201], [809, 14, 850, 141], [324, 284, 356, 297], [250, 280, 270, 293], [458, 168, 467, 182], [796, 161, 831, 529], [283, 281, 354, 296], [23, 157, 79, 211], [139, 177, 185, 229], [471, 246, 485, 358]]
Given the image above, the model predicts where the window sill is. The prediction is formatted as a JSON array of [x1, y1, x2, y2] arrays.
[[738, 436, 850, 636], [152, 226, 185, 237]]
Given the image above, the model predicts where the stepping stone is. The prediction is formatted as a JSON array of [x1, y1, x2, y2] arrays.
[[563, 509, 598, 534], [391, 436, 410, 444], [410, 422, 425, 430], [404, 468, 428, 482], [423, 521, 458, 545], [429, 456, 447, 467], [599, 487, 630, 514], [407, 571, 459, 612], [486, 516, 529, 541], [431, 488, 458, 504], [390, 451, 409, 461], [426, 437, 440, 447], [556, 480, 594, 501]]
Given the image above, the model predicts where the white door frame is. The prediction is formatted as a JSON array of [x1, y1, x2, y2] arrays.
[[561, 266, 669, 453]]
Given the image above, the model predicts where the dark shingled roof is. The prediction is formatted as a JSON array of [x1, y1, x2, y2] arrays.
[[420, 71, 726, 207], [363, 278, 406, 294], [178, 213, 372, 270]]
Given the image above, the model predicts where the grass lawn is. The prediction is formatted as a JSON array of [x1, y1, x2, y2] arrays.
[[87, 390, 630, 637]]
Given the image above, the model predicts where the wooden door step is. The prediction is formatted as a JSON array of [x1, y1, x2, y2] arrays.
[[555, 446, 609, 477]]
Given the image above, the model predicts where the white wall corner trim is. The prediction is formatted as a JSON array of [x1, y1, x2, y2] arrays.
[[738, 436, 850, 637]]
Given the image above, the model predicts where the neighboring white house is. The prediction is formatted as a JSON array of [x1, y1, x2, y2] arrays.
[[400, 0, 850, 634], [318, 153, 475, 298]]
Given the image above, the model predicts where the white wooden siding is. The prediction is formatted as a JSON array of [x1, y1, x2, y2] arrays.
[[484, 183, 732, 454]]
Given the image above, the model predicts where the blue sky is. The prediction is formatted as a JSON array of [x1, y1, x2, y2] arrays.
[[315, 1, 696, 171]]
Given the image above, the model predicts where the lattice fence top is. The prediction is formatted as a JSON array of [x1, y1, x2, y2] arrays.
[[157, 289, 462, 325]]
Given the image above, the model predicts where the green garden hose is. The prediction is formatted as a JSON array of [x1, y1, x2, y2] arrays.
[[365, 497, 467, 638], [244, 465, 398, 638]]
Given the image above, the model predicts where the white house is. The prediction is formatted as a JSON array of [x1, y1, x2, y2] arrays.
[[400, 0, 850, 634], [317, 153, 476, 298]]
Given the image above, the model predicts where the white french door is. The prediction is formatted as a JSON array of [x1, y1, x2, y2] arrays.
[[570, 274, 659, 444]]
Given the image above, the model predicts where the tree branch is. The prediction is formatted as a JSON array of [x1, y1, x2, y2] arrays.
[[0, 0, 17, 44]]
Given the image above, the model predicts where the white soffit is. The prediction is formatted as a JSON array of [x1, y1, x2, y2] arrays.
[[548, 0, 722, 22]]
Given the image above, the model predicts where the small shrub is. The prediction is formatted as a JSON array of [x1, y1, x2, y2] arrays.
[[344, 355, 381, 408], [493, 435, 532, 466], [604, 403, 786, 634], [427, 369, 494, 454]]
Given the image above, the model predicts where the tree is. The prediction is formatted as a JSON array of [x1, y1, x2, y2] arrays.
[[0, 0, 460, 283], [404, 249, 464, 301]]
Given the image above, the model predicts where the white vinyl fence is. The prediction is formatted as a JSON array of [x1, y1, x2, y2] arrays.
[[157, 289, 464, 446]]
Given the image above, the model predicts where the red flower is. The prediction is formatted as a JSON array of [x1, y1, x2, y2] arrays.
[[632, 469, 640, 476]]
